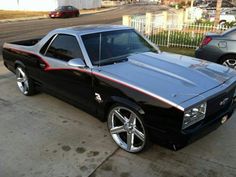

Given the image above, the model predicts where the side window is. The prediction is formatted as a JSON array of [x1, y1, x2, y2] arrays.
[[40, 35, 56, 55], [45, 34, 83, 61], [232, 10, 236, 15]]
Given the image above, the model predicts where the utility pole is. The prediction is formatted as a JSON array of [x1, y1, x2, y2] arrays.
[[214, 0, 222, 26], [191, 0, 194, 8], [162, 0, 168, 5]]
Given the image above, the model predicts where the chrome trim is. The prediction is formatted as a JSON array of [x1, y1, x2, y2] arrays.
[[108, 106, 146, 152], [77, 35, 93, 68], [44, 34, 58, 55]]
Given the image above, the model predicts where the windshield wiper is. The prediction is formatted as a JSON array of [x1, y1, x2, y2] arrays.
[[94, 54, 129, 66]]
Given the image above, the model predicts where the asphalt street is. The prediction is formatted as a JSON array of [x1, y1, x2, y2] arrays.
[[0, 4, 170, 54], [0, 4, 236, 177]]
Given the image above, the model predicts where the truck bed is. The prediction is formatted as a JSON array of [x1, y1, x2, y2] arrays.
[[10, 38, 42, 46], [2, 37, 43, 73]]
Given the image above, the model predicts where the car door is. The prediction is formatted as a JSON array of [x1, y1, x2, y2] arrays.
[[72, 6, 78, 16], [39, 34, 94, 109], [67, 6, 73, 17]]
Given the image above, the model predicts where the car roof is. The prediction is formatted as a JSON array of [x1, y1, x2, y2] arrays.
[[222, 27, 236, 36], [53, 25, 133, 35]]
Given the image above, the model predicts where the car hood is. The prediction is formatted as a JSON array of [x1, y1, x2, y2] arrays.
[[50, 11, 59, 14], [99, 52, 236, 105]]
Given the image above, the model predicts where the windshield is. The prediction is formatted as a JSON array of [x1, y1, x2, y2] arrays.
[[55, 6, 66, 11], [81, 29, 157, 65]]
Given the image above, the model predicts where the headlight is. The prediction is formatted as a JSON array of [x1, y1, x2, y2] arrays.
[[233, 88, 236, 98], [182, 102, 207, 129], [232, 88, 236, 102]]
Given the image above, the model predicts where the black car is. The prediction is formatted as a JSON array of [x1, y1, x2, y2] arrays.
[[3, 25, 236, 153]]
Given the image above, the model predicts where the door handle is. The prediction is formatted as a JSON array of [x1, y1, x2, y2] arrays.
[[39, 63, 46, 69]]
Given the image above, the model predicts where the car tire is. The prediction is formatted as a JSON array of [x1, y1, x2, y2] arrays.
[[219, 20, 226, 26], [220, 55, 236, 69], [107, 104, 150, 153], [15, 66, 36, 96]]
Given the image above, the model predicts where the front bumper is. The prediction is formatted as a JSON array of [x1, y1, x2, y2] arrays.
[[150, 102, 235, 150], [49, 13, 61, 18], [175, 103, 235, 150]]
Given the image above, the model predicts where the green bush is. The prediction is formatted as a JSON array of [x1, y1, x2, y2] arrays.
[[222, 21, 236, 28], [148, 31, 204, 48], [194, 20, 214, 26]]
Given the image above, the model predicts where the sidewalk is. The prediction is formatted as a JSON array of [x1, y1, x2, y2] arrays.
[[0, 7, 117, 23]]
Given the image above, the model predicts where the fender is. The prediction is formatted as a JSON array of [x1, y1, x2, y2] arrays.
[[110, 96, 145, 115], [107, 96, 145, 115], [96, 96, 145, 122]]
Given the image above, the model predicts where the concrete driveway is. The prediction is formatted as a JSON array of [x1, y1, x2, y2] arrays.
[[0, 61, 236, 177]]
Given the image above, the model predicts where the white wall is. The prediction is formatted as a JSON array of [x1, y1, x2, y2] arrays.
[[58, 0, 101, 9], [0, 0, 58, 11], [0, 0, 101, 11]]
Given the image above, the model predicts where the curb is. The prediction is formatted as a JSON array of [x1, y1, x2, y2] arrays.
[[0, 16, 48, 23], [0, 7, 117, 23], [81, 7, 117, 15]]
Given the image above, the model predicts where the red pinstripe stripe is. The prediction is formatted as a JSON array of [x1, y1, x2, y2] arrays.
[[4, 47, 183, 110], [6, 47, 50, 69]]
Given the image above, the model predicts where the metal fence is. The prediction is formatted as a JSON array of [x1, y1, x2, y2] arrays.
[[130, 18, 229, 48]]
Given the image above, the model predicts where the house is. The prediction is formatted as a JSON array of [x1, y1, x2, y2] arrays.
[[0, 0, 101, 11]]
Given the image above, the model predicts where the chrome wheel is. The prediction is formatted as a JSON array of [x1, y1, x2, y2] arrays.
[[16, 67, 29, 95], [108, 106, 146, 153], [223, 59, 236, 69]]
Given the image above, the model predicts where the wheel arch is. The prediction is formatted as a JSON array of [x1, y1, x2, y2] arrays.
[[103, 96, 145, 121], [219, 20, 226, 24], [14, 60, 26, 69], [218, 53, 236, 64]]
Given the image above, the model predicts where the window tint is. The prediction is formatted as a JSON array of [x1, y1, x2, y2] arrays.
[[82, 33, 100, 62], [40, 35, 56, 55], [45, 34, 83, 61], [82, 30, 157, 65], [230, 10, 236, 15], [67, 6, 73, 10], [56, 6, 65, 10]]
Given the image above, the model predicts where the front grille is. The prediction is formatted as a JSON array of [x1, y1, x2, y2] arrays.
[[205, 87, 235, 122]]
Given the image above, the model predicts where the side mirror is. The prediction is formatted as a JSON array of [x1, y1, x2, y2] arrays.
[[68, 58, 86, 68]]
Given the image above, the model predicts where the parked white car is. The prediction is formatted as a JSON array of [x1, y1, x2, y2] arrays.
[[222, 8, 236, 17], [208, 8, 236, 24]]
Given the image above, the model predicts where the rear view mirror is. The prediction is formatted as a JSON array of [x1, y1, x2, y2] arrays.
[[68, 58, 86, 68]]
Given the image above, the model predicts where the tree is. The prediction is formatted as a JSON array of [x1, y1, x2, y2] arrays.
[[214, 0, 222, 26]]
